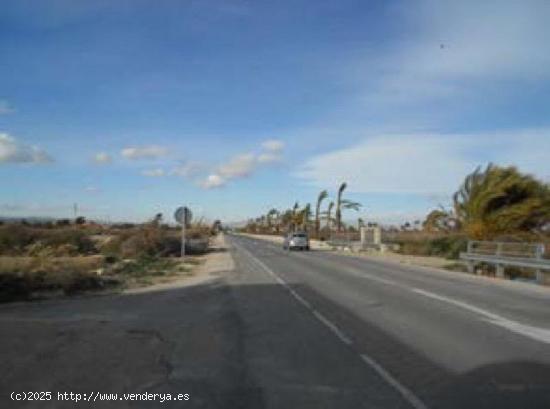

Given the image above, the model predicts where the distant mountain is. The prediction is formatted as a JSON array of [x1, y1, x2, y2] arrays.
[[0, 216, 56, 223]]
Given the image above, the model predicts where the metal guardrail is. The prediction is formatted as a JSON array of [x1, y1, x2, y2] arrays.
[[460, 240, 550, 284]]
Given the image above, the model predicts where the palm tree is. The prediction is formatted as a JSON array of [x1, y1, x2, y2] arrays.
[[280, 209, 293, 232], [453, 164, 550, 239], [267, 208, 279, 232], [301, 203, 312, 231], [291, 202, 300, 232], [335, 182, 361, 231], [314, 190, 328, 238], [335, 183, 346, 231], [423, 209, 452, 232], [325, 201, 334, 231]]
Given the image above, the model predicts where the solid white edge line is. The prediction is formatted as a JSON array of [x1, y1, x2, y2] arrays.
[[233, 238, 429, 409], [360, 354, 428, 409], [412, 288, 550, 345]]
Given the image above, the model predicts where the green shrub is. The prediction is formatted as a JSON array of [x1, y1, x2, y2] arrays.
[[397, 235, 467, 259], [428, 236, 468, 259]]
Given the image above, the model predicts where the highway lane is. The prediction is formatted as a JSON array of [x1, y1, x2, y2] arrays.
[[228, 233, 550, 409]]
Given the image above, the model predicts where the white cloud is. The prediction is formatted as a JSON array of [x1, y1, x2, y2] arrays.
[[0, 100, 14, 115], [297, 128, 550, 195], [93, 152, 112, 164], [0, 133, 53, 164], [257, 152, 282, 164], [196, 141, 286, 189], [218, 153, 256, 179], [200, 174, 226, 189], [121, 145, 168, 160], [261, 139, 285, 152], [141, 168, 165, 177], [170, 161, 203, 178]]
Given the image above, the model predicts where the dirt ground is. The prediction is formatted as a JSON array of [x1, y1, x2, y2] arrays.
[[126, 233, 234, 294]]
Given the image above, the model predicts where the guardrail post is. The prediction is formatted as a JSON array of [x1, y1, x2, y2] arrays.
[[360, 226, 366, 250], [535, 244, 544, 259], [467, 240, 473, 254], [496, 242, 503, 256], [495, 264, 505, 278], [373, 227, 381, 246]]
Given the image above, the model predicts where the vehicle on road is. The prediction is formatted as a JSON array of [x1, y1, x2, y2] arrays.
[[283, 232, 310, 251]]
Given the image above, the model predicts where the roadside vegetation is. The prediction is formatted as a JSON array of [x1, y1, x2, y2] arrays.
[[241, 164, 550, 276], [0, 215, 218, 303]]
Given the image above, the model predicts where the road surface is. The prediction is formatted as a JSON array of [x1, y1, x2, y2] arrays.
[[226, 234, 550, 409], [1, 233, 549, 408]]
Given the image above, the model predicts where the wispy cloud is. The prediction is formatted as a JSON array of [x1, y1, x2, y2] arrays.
[[258, 138, 284, 163], [257, 152, 282, 164], [0, 100, 14, 115], [261, 139, 285, 152], [93, 152, 112, 164], [0, 133, 53, 164], [349, 0, 550, 108], [141, 168, 165, 177], [297, 128, 550, 195], [218, 153, 257, 179], [121, 145, 168, 160], [170, 161, 203, 178]]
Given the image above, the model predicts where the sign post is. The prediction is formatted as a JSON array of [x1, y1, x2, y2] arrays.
[[181, 219, 186, 258], [174, 206, 192, 258]]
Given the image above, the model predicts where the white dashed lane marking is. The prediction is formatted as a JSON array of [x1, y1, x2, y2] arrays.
[[233, 238, 429, 409]]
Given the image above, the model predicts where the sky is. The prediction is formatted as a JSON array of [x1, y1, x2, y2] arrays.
[[1, 0, 550, 225]]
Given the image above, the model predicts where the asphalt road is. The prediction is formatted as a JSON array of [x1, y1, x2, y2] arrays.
[[226, 234, 550, 409], [1, 234, 549, 408]]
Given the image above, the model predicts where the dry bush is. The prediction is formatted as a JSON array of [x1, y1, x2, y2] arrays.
[[101, 223, 207, 259], [40, 229, 96, 254], [186, 224, 211, 239], [0, 224, 35, 254], [100, 225, 172, 258], [0, 255, 107, 301], [0, 225, 96, 256], [0, 256, 32, 273]]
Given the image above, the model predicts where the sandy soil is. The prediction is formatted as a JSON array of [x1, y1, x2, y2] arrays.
[[126, 233, 234, 294]]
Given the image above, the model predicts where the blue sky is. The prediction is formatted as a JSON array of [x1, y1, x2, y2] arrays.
[[1, 0, 550, 224]]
